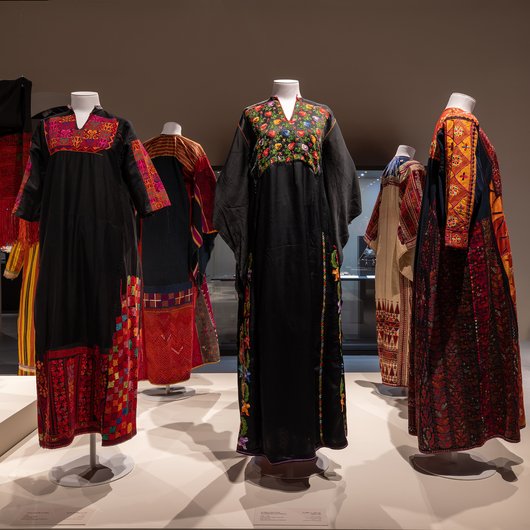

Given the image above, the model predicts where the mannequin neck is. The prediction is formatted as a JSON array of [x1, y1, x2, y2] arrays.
[[161, 122, 182, 135], [395, 145, 416, 159], [71, 91, 100, 113], [445, 92, 476, 114], [70, 91, 100, 128], [271, 79, 301, 120], [271, 79, 301, 100]]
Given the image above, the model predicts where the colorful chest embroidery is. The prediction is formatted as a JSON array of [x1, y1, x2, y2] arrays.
[[245, 98, 330, 175], [44, 113, 119, 155]]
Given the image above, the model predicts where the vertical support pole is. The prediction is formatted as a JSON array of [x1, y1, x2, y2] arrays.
[[89, 433, 97, 469]]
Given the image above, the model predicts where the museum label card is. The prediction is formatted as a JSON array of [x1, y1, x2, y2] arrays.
[[254, 508, 328, 526]]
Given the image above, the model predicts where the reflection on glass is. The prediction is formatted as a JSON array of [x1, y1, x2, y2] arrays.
[[207, 168, 382, 354]]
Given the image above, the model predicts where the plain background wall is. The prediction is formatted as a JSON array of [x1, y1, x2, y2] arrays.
[[1, 0, 529, 337]]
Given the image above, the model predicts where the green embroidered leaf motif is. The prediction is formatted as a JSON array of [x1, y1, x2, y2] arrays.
[[243, 382, 250, 402], [240, 417, 248, 436]]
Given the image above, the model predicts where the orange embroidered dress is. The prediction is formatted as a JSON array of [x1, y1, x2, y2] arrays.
[[409, 108, 525, 453]]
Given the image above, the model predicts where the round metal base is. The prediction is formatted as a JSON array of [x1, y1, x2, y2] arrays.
[[411, 452, 496, 481], [49, 453, 134, 487], [374, 383, 408, 398], [141, 386, 196, 402], [251, 453, 329, 479]]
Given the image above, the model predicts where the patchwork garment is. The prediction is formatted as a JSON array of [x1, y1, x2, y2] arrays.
[[365, 157, 425, 386], [4, 221, 39, 375], [214, 97, 361, 463], [0, 77, 32, 246], [14, 107, 170, 448], [141, 134, 220, 385], [409, 107, 525, 453]]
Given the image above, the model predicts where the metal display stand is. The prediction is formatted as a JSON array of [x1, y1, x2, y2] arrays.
[[49, 434, 134, 487], [250, 453, 329, 479], [411, 451, 496, 481], [374, 383, 407, 398], [141, 384, 196, 402]]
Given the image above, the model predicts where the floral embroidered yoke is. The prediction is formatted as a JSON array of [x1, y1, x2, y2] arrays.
[[214, 97, 361, 463], [409, 108, 525, 454], [365, 157, 425, 387], [14, 107, 170, 449]]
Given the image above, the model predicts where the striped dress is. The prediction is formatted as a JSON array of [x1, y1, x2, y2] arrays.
[[4, 239, 39, 375]]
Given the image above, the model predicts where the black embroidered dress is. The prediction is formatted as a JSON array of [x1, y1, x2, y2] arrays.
[[214, 97, 361, 463], [14, 107, 170, 449]]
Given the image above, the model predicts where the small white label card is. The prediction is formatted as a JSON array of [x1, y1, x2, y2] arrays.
[[13, 507, 95, 526], [254, 508, 329, 526]]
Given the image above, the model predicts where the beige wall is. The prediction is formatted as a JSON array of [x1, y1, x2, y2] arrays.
[[2, 0, 529, 336]]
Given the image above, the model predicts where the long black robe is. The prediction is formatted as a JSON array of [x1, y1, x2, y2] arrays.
[[214, 97, 361, 463], [14, 107, 170, 448]]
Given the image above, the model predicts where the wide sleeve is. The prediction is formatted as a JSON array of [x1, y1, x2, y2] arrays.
[[322, 116, 361, 263], [397, 162, 425, 281], [364, 187, 382, 252], [121, 122, 170, 217], [193, 150, 217, 236], [4, 239, 24, 279], [213, 113, 254, 279], [13, 121, 48, 222], [443, 117, 478, 249]]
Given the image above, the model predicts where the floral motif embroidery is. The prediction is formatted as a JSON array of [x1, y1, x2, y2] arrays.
[[245, 98, 330, 175], [331, 246, 347, 415], [237, 255, 252, 449], [130, 140, 171, 212], [44, 113, 118, 155]]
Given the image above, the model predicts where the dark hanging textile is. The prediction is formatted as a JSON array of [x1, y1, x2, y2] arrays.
[[0, 77, 32, 245], [214, 97, 361, 463], [14, 107, 170, 449], [409, 107, 525, 453], [141, 134, 220, 385]]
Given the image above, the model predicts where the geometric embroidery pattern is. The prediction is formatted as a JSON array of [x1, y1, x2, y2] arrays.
[[143, 288, 193, 309], [376, 299, 400, 385], [44, 113, 118, 155], [35, 275, 141, 449], [131, 140, 171, 212]]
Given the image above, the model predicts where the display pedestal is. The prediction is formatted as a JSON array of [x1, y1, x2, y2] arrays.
[[411, 451, 496, 481], [49, 434, 134, 487], [141, 385, 196, 402], [251, 453, 329, 479], [374, 383, 407, 398]]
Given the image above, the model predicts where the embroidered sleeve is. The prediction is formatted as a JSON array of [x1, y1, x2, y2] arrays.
[[443, 117, 478, 249], [397, 162, 425, 281], [193, 153, 217, 236], [122, 122, 170, 217]]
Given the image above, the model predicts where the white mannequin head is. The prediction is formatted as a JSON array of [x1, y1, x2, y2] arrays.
[[395, 145, 416, 159], [445, 92, 476, 113], [161, 122, 182, 135], [70, 91, 100, 128]]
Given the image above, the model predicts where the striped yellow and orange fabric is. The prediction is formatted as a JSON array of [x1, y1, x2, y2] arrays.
[[4, 239, 39, 375]]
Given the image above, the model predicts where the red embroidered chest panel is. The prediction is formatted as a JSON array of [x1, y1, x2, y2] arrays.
[[44, 113, 119, 155]]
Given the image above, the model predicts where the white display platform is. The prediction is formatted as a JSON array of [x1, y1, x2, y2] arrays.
[[0, 376, 37, 456], [0, 371, 529, 529]]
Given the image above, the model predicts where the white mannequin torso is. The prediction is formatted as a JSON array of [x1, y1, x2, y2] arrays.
[[70, 91, 101, 129], [395, 145, 416, 159], [271, 79, 301, 121], [161, 122, 182, 135], [445, 92, 476, 113]]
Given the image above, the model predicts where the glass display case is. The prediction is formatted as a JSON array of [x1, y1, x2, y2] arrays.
[[207, 168, 382, 354]]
